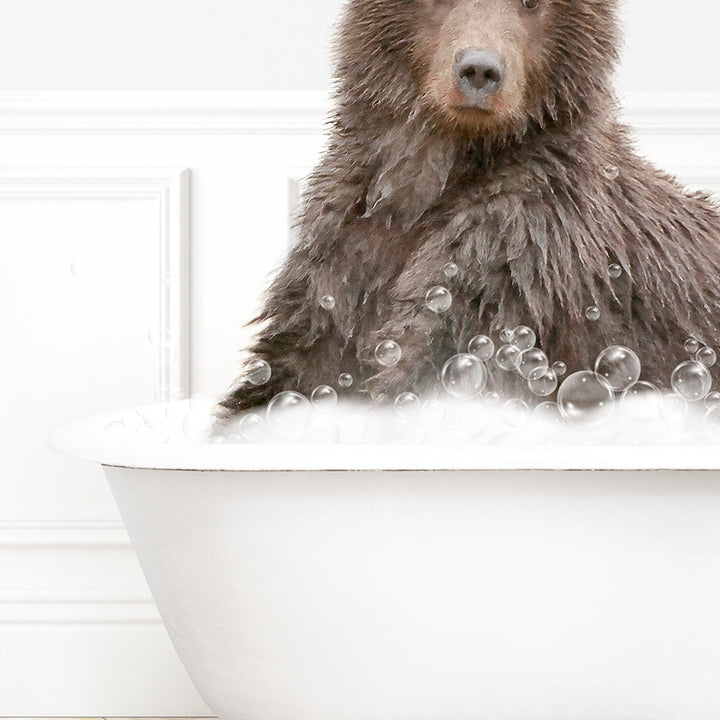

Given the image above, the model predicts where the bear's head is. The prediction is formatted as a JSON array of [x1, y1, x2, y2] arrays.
[[334, 0, 621, 138]]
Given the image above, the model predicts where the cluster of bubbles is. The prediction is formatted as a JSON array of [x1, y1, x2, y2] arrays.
[[102, 258, 719, 447], [213, 308, 720, 443], [453, 325, 563, 402], [99, 334, 720, 448]]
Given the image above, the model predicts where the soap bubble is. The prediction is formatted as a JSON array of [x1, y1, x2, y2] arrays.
[[518, 348, 549, 380], [697, 347, 717, 367], [311, 385, 338, 410], [704, 407, 720, 437], [671, 360, 712, 402], [512, 329, 538, 355], [267, 391, 312, 438], [338, 373, 353, 388], [441, 353, 487, 399], [608, 263, 622, 279], [621, 381, 661, 422], [684, 338, 700, 354], [238, 413, 265, 441], [443, 262, 459, 278], [557, 371, 614, 427], [585, 305, 600, 321], [604, 165, 619, 180], [528, 368, 558, 396], [320, 294, 336, 310], [705, 391, 720, 411], [495, 344, 522, 371], [532, 401, 564, 433], [395, 392, 422, 418], [425, 286, 452, 313], [499, 328, 513, 343], [552, 361, 567, 376], [468, 334, 495, 361], [510, 325, 536, 351], [484, 391, 500, 407], [375, 339, 402, 367], [594, 346, 641, 392], [501, 398, 530, 428], [247, 359, 271, 386]]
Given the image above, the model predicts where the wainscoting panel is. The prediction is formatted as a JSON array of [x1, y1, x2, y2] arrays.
[[0, 92, 719, 714], [0, 517, 212, 714]]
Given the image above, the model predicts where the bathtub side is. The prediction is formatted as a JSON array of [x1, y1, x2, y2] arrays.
[[104, 465, 720, 720]]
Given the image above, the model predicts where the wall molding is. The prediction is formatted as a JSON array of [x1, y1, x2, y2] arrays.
[[0, 517, 159, 625], [622, 93, 720, 134], [0, 91, 719, 135], [669, 167, 720, 193], [0, 591, 160, 625], [0, 91, 332, 134], [0, 166, 191, 401], [0, 516, 129, 548]]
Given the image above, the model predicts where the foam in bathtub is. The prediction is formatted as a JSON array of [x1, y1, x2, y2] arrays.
[[95, 389, 711, 449]]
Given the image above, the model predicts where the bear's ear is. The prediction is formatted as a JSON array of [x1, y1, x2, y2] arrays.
[[364, 121, 458, 227]]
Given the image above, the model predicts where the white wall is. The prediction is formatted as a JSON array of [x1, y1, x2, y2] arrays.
[[617, 0, 720, 93], [0, 0, 717, 94], [0, 0, 719, 715]]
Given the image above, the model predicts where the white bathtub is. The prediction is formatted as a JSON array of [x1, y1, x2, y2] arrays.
[[51, 403, 720, 720]]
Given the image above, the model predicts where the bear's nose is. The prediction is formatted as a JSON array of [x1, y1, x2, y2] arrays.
[[454, 48, 506, 101]]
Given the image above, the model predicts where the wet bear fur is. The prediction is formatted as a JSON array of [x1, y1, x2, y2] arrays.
[[217, 0, 720, 420]]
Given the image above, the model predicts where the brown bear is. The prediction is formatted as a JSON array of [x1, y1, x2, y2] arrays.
[[216, 0, 720, 421]]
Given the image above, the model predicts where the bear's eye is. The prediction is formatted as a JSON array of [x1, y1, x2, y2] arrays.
[[522, 0, 539, 8]]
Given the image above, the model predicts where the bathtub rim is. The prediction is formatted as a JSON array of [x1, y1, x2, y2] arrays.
[[49, 403, 720, 472]]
